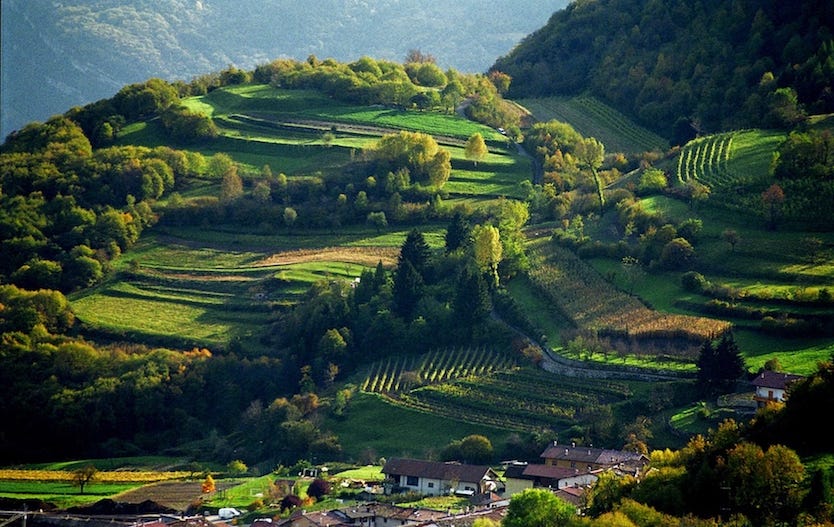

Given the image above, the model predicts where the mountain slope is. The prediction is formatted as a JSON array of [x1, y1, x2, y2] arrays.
[[492, 0, 834, 140], [0, 0, 567, 138]]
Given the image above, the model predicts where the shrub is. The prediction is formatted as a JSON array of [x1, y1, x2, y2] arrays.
[[307, 478, 331, 500], [638, 168, 668, 194], [660, 238, 695, 270], [677, 218, 703, 244], [681, 271, 709, 293], [280, 494, 302, 512]]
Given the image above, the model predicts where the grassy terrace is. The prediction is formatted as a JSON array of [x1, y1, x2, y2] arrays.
[[186, 85, 507, 142]]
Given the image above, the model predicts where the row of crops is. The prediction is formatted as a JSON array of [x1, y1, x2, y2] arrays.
[[517, 96, 669, 154], [526, 240, 731, 347], [675, 129, 786, 190], [396, 368, 634, 432], [359, 347, 516, 394], [675, 132, 735, 185]]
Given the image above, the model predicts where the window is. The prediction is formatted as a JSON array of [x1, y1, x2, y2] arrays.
[[427, 482, 434, 488], [406, 476, 418, 486]]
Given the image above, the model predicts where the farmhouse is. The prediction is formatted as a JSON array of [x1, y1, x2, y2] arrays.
[[752, 370, 804, 407], [502, 462, 598, 496], [539, 442, 648, 474], [381, 458, 503, 497]]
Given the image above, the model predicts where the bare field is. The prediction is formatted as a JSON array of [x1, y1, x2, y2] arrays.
[[111, 480, 238, 512]]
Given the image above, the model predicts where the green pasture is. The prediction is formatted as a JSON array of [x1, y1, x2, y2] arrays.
[[146, 224, 448, 252], [516, 95, 669, 153], [323, 392, 514, 461], [668, 402, 738, 437], [117, 119, 351, 176], [724, 129, 785, 180], [70, 221, 456, 349], [204, 475, 274, 508], [71, 283, 267, 347], [503, 273, 573, 344], [22, 456, 189, 471], [0, 481, 140, 509], [188, 84, 505, 141], [330, 465, 383, 481]]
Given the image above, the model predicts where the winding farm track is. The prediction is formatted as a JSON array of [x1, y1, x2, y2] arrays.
[[494, 311, 693, 382], [230, 113, 470, 147]]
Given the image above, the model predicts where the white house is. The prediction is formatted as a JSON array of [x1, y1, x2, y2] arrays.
[[381, 458, 503, 497], [752, 370, 804, 407]]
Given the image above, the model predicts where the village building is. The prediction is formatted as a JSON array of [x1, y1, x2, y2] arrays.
[[752, 370, 804, 407], [381, 458, 503, 497], [502, 462, 598, 496], [539, 442, 649, 475]]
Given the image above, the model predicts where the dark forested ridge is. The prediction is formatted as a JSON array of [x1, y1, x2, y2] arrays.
[[493, 0, 834, 141], [0, 0, 567, 138]]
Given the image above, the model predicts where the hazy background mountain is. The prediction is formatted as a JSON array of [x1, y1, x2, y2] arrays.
[[1, 0, 567, 138]]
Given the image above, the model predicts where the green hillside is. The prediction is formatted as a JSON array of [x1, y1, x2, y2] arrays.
[[493, 0, 833, 141], [517, 95, 669, 154], [3, 17, 834, 522]]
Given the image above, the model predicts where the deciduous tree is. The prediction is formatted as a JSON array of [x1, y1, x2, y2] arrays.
[[504, 488, 575, 527], [307, 478, 331, 500], [366, 211, 387, 233], [575, 137, 606, 211], [201, 474, 216, 493], [465, 133, 488, 167], [472, 224, 502, 288], [762, 183, 785, 230], [72, 465, 98, 494]]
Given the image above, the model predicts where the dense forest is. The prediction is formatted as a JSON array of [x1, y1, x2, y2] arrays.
[[493, 0, 834, 142], [2, 0, 834, 525]]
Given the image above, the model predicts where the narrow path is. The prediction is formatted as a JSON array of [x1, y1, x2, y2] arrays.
[[492, 310, 692, 382]]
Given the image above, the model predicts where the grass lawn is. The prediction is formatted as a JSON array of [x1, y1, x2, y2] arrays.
[[330, 465, 384, 481], [323, 392, 514, 461], [668, 402, 738, 437]]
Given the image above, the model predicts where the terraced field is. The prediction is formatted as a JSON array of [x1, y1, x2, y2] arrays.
[[675, 129, 786, 189], [526, 239, 732, 353], [71, 229, 405, 349], [516, 95, 669, 153], [81, 86, 532, 350], [388, 365, 633, 433]]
